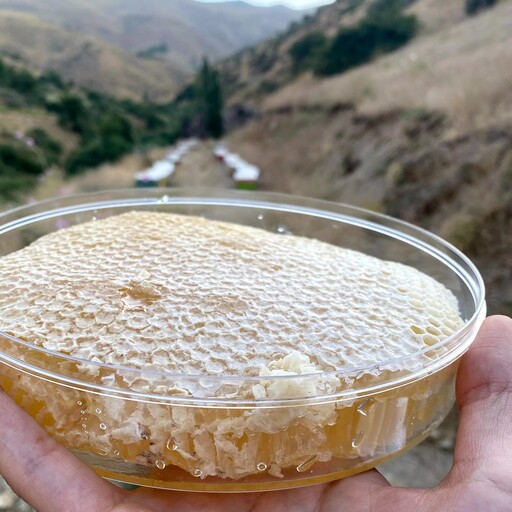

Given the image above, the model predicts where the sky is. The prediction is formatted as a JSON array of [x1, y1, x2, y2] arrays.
[[197, 0, 335, 10]]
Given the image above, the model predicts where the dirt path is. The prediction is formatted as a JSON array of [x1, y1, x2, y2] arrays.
[[170, 142, 234, 189]]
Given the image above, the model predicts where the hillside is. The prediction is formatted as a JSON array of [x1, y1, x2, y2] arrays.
[[0, 11, 184, 101], [219, 0, 369, 100], [0, 0, 303, 100], [219, 0, 508, 133], [264, 0, 512, 133]]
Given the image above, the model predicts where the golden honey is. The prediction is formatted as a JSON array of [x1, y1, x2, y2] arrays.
[[0, 352, 457, 490]]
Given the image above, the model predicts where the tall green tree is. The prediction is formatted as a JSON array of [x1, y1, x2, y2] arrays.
[[196, 59, 224, 138]]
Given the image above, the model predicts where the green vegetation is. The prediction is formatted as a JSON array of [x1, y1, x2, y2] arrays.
[[249, 49, 275, 74], [64, 110, 137, 174], [315, 0, 418, 76], [196, 59, 224, 138], [257, 79, 279, 95], [173, 59, 224, 139], [0, 143, 45, 176], [26, 128, 63, 166], [289, 32, 327, 73], [0, 120, 63, 201], [47, 94, 89, 134], [136, 43, 169, 59], [465, 0, 497, 15], [0, 138, 46, 201], [0, 57, 140, 176], [286, 0, 418, 78]]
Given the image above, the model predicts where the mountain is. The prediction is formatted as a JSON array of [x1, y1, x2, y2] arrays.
[[0, 0, 304, 100], [0, 11, 185, 101]]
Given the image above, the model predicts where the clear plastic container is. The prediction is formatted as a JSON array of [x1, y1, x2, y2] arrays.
[[0, 189, 486, 492]]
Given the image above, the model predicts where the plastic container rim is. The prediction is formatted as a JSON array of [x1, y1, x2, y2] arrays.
[[0, 188, 487, 407]]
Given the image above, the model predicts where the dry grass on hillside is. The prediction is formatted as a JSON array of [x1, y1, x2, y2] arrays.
[[265, 0, 512, 134], [0, 109, 78, 154], [65, 149, 164, 194], [408, 0, 466, 34]]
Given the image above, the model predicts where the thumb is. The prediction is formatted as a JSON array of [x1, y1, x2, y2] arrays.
[[449, 315, 512, 481]]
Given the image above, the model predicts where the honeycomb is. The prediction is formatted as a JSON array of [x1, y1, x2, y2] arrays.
[[0, 212, 463, 378], [0, 212, 464, 482]]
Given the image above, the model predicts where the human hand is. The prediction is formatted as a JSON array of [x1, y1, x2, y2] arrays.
[[1, 316, 511, 512]]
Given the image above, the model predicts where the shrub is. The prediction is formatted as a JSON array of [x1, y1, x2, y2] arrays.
[[64, 112, 136, 175], [5, 68, 36, 94], [27, 128, 63, 165], [0, 168, 36, 201], [289, 32, 327, 73], [65, 133, 134, 175], [137, 43, 169, 59], [48, 94, 89, 134], [0, 143, 43, 201], [65, 138, 105, 174], [98, 112, 135, 145], [39, 71, 66, 90], [174, 83, 197, 103], [0, 144, 45, 176], [139, 127, 181, 148], [314, 26, 374, 76], [465, 0, 497, 15], [314, 0, 417, 76], [258, 79, 279, 95], [363, 0, 418, 53], [250, 50, 275, 74], [0, 87, 27, 108], [0, 58, 40, 103]]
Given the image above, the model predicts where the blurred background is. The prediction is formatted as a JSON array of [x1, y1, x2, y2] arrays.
[[0, 0, 510, 509]]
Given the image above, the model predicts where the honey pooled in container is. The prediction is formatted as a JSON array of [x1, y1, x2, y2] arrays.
[[0, 212, 464, 487]]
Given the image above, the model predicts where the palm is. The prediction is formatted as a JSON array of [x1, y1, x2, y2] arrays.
[[1, 316, 512, 512]]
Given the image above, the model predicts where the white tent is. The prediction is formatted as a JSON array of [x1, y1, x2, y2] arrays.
[[136, 160, 175, 182], [233, 163, 260, 182], [214, 144, 228, 160], [224, 153, 245, 170]]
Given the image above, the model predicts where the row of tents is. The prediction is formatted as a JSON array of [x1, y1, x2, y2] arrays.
[[213, 145, 260, 190], [135, 139, 197, 187]]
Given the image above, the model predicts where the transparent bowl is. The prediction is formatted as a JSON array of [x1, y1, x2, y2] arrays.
[[0, 189, 486, 492]]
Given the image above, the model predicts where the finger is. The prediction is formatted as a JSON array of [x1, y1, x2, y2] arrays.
[[139, 473, 388, 512], [319, 469, 399, 511], [124, 470, 391, 512], [0, 386, 123, 512], [450, 315, 512, 477]]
